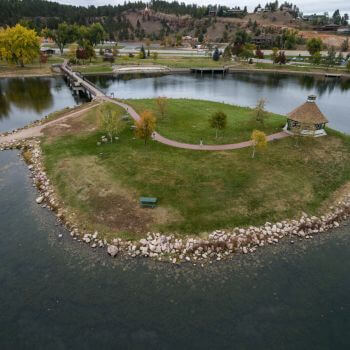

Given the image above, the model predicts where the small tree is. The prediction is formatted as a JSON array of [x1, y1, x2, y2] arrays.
[[271, 47, 279, 63], [156, 97, 167, 117], [68, 43, 78, 61], [135, 110, 156, 145], [152, 51, 158, 60], [347, 60, 350, 72], [212, 47, 220, 61], [341, 38, 349, 52], [222, 46, 232, 61], [255, 48, 264, 59], [307, 38, 323, 56], [139, 45, 146, 59], [39, 52, 48, 67], [239, 44, 255, 60], [326, 46, 337, 67], [255, 98, 267, 124], [311, 52, 322, 65], [98, 104, 125, 143], [251, 130, 267, 158], [275, 51, 287, 64], [209, 111, 227, 139]]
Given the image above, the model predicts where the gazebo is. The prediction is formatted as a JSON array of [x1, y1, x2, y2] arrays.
[[284, 95, 329, 137]]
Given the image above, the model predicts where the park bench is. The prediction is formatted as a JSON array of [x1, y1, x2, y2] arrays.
[[140, 197, 158, 208]]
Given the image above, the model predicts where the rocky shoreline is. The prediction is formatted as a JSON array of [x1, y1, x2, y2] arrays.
[[1, 139, 349, 265]]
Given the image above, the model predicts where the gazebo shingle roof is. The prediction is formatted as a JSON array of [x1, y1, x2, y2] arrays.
[[287, 101, 329, 124]]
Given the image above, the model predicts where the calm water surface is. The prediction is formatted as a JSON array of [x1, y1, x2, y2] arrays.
[[90, 72, 350, 134], [0, 76, 87, 133], [1, 151, 350, 349]]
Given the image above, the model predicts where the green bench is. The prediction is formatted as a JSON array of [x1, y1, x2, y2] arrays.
[[140, 197, 158, 208]]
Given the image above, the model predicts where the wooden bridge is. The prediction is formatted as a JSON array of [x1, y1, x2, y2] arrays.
[[60, 61, 105, 99]]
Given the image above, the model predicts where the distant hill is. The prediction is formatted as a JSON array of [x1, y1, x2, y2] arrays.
[[0, 0, 347, 49]]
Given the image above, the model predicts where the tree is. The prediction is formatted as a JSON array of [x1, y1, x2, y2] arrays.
[[271, 47, 279, 62], [152, 51, 158, 60], [239, 44, 255, 60], [84, 43, 96, 63], [212, 47, 220, 61], [346, 60, 350, 72], [67, 43, 78, 63], [39, 52, 48, 66], [0, 24, 40, 67], [311, 52, 322, 65], [251, 130, 267, 158], [145, 38, 151, 48], [326, 46, 336, 66], [86, 23, 106, 46], [222, 45, 232, 61], [341, 38, 349, 52], [209, 111, 227, 139], [43, 23, 76, 55], [275, 51, 286, 64], [139, 45, 146, 59], [255, 98, 267, 124], [156, 97, 167, 117], [255, 48, 264, 59], [135, 110, 156, 145], [98, 104, 125, 143], [307, 38, 323, 56]]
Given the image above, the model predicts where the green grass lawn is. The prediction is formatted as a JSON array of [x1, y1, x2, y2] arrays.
[[126, 99, 286, 145], [41, 101, 350, 240], [71, 55, 229, 73], [255, 62, 347, 73]]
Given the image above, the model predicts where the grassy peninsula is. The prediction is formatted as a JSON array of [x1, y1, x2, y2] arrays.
[[41, 99, 350, 240]]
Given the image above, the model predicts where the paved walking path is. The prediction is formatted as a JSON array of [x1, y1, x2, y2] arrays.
[[0, 61, 290, 150], [103, 96, 289, 151]]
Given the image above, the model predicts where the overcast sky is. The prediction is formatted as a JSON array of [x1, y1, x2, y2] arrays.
[[51, 0, 350, 14]]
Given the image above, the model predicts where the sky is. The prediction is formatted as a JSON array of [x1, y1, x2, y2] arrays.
[[50, 0, 350, 14]]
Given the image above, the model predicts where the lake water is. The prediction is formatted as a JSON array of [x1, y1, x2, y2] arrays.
[[1, 73, 350, 135], [1, 150, 350, 349], [89, 72, 350, 134], [0, 76, 87, 133], [1, 73, 350, 348]]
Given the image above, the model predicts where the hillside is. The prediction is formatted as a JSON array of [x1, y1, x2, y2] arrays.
[[0, 0, 348, 49]]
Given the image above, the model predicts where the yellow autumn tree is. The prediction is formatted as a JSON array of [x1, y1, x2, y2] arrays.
[[156, 96, 168, 118], [251, 130, 267, 158], [0, 24, 40, 67], [135, 110, 156, 145]]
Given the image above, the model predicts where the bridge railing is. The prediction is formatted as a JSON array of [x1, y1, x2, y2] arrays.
[[60, 63, 106, 97]]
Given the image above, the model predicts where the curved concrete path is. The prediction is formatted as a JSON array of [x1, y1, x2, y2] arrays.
[[103, 96, 289, 151], [0, 61, 289, 150]]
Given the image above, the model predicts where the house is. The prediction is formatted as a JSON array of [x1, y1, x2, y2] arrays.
[[316, 24, 341, 31], [337, 27, 350, 34], [225, 8, 244, 16], [208, 6, 218, 16], [303, 14, 328, 22], [251, 35, 274, 47], [284, 95, 329, 137], [40, 48, 55, 55]]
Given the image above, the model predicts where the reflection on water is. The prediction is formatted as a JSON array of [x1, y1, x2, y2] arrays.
[[89, 72, 350, 134], [3, 78, 53, 116], [0, 77, 87, 133], [0, 85, 10, 119]]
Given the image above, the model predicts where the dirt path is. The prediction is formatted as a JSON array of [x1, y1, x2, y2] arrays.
[[0, 103, 99, 144]]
